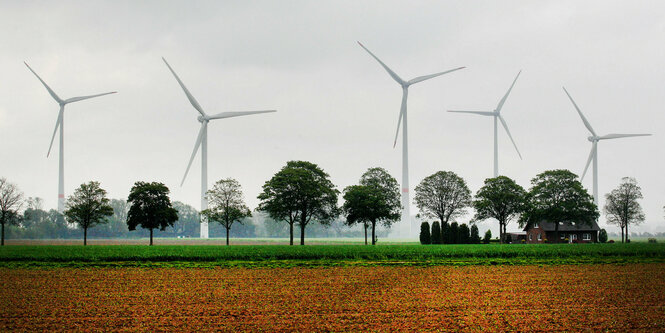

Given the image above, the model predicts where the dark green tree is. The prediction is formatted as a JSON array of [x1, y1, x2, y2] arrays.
[[431, 221, 442, 244], [449, 222, 459, 244], [519, 170, 599, 243], [126, 181, 179, 246], [604, 177, 645, 243], [459, 223, 470, 244], [202, 178, 251, 246], [258, 161, 339, 245], [63, 181, 114, 246], [441, 222, 450, 244], [483, 229, 492, 244], [598, 228, 608, 243], [473, 176, 527, 243], [470, 224, 481, 244], [0, 178, 24, 246], [342, 168, 401, 245], [419, 221, 431, 245], [414, 171, 471, 226]]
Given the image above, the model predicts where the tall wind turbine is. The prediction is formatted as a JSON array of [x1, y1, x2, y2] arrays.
[[163, 57, 276, 239], [563, 87, 651, 205], [358, 42, 465, 231], [448, 71, 523, 177], [25, 62, 117, 213]]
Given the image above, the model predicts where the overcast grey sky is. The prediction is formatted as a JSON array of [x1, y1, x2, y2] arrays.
[[1, 0, 663, 235]]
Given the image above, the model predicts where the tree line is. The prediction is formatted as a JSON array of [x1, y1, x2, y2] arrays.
[[0, 164, 653, 246]]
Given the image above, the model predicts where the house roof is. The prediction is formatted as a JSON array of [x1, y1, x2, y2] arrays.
[[524, 220, 600, 232]]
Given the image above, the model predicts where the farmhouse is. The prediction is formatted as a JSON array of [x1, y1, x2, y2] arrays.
[[524, 221, 600, 244]]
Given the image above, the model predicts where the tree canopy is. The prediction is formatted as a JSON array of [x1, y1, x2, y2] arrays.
[[342, 167, 400, 245], [258, 160, 338, 245], [202, 178, 252, 245], [604, 177, 645, 243], [519, 169, 598, 241], [473, 176, 527, 243], [414, 171, 471, 225], [127, 181, 179, 246], [64, 181, 114, 245]]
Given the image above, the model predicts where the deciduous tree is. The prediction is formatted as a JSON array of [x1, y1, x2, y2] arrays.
[[414, 171, 471, 226], [519, 170, 598, 242], [64, 181, 114, 245], [342, 167, 400, 245], [0, 178, 24, 246], [604, 177, 645, 243], [473, 176, 527, 243], [202, 178, 251, 246], [126, 181, 178, 246], [258, 161, 338, 245]]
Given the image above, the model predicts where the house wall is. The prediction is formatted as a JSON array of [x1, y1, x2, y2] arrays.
[[525, 227, 598, 244]]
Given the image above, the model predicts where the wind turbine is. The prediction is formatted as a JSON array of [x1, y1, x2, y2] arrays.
[[448, 71, 523, 177], [357, 42, 465, 231], [24, 62, 117, 213], [563, 87, 651, 206], [162, 57, 276, 239]]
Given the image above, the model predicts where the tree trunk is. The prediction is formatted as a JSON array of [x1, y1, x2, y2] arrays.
[[226, 226, 230, 246], [371, 221, 377, 245], [289, 222, 294, 246], [625, 224, 629, 242], [1, 222, 4, 246], [300, 224, 305, 246], [84, 226, 87, 246], [364, 223, 368, 245], [621, 227, 624, 243], [150, 228, 154, 246]]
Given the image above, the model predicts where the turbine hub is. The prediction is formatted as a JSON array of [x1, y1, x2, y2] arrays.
[[197, 115, 208, 123], [587, 136, 597, 142]]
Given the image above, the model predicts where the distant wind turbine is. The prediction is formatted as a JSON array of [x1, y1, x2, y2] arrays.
[[563, 87, 651, 205], [448, 71, 523, 177], [162, 57, 276, 239], [24, 62, 117, 213], [358, 42, 465, 230]]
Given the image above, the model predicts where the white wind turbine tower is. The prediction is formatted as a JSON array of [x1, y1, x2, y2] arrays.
[[163, 57, 276, 239], [448, 71, 523, 177], [563, 87, 651, 206], [25, 62, 117, 213], [358, 42, 465, 232]]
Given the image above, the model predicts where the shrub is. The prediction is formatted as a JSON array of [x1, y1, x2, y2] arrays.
[[441, 222, 450, 244], [564, 237, 569, 243], [648, 238, 658, 244], [431, 222, 442, 244], [608, 240, 615, 243], [419, 222, 431, 245], [626, 238, 631, 243], [505, 234, 512, 244], [598, 229, 608, 243], [449, 222, 459, 244], [483, 230, 492, 244], [543, 238, 548, 243], [470, 224, 481, 244], [459, 224, 470, 244]]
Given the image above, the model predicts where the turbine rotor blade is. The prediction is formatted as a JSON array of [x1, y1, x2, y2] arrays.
[[563, 87, 596, 136], [64, 91, 117, 104], [208, 110, 276, 120], [357, 41, 405, 85], [162, 57, 207, 117], [447, 110, 495, 116], [499, 115, 522, 159], [598, 133, 652, 140], [393, 89, 408, 148], [47, 106, 64, 157], [496, 70, 521, 112], [24, 62, 63, 104], [407, 67, 465, 85], [181, 123, 206, 186], [581, 144, 595, 181]]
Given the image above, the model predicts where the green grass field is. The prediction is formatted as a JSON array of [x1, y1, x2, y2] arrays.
[[1, 243, 664, 268]]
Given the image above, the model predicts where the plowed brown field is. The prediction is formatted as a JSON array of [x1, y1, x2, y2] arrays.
[[2, 264, 664, 332]]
